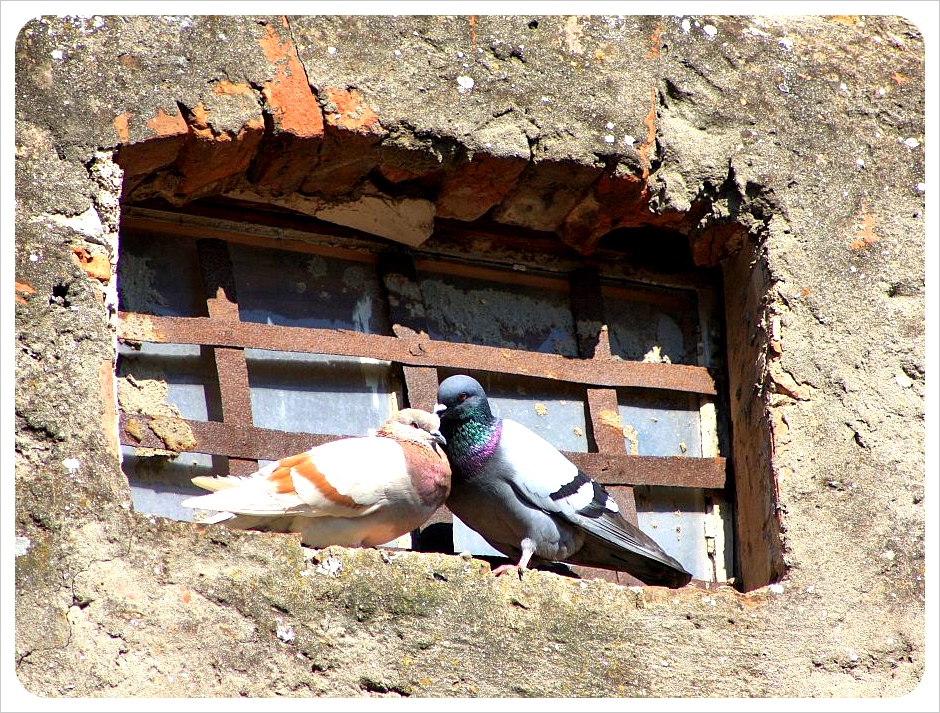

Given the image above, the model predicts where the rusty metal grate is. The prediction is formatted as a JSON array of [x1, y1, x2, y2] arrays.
[[117, 214, 730, 584]]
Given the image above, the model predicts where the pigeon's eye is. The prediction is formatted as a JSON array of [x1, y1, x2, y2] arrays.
[[410, 421, 420, 429], [456, 392, 468, 403]]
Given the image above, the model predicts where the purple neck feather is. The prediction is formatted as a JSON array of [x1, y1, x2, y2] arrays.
[[456, 419, 502, 477]]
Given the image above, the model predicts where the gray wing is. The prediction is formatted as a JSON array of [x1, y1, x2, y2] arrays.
[[498, 420, 693, 588]]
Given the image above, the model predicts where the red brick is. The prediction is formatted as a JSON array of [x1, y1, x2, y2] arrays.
[[250, 19, 324, 193], [322, 87, 383, 135], [490, 160, 602, 232], [436, 153, 527, 222], [114, 106, 188, 178], [71, 247, 111, 282], [174, 102, 265, 200], [299, 132, 381, 197], [687, 221, 747, 268], [294, 88, 386, 196], [15, 281, 36, 304], [557, 171, 645, 253], [258, 21, 323, 139]]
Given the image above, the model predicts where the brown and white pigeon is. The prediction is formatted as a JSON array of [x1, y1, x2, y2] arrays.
[[435, 375, 692, 588], [181, 408, 451, 548]]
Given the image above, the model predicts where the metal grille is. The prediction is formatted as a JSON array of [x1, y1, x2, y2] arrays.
[[117, 208, 731, 585]]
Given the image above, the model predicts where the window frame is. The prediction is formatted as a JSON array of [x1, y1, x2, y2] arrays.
[[117, 204, 731, 584]]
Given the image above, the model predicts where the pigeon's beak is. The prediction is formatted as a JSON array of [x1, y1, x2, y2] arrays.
[[433, 403, 447, 416], [430, 429, 447, 447]]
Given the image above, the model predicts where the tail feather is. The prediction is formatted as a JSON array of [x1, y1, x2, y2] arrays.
[[194, 510, 237, 525], [566, 533, 693, 588], [191, 475, 252, 493]]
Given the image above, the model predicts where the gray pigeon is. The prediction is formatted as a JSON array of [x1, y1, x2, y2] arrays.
[[435, 375, 692, 588]]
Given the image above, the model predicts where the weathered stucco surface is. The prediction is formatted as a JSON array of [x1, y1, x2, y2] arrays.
[[13, 14, 926, 698]]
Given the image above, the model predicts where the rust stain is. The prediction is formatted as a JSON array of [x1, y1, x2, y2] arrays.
[[800, 287, 811, 297], [259, 18, 323, 138], [15, 281, 36, 304], [469, 15, 477, 53], [145, 106, 188, 137], [180, 585, 191, 604], [827, 15, 858, 26], [323, 86, 382, 134], [644, 19, 663, 60], [70, 247, 111, 282], [851, 200, 879, 250], [637, 85, 657, 194], [99, 359, 120, 457], [113, 112, 131, 143], [891, 71, 911, 85], [214, 79, 254, 96]]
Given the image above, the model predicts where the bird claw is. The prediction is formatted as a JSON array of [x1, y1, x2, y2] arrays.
[[491, 563, 520, 577], [491, 563, 526, 580]]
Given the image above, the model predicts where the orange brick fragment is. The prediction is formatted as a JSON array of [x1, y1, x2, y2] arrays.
[[851, 202, 879, 251], [322, 87, 382, 134], [71, 247, 111, 281], [15, 281, 36, 304], [113, 112, 132, 143]]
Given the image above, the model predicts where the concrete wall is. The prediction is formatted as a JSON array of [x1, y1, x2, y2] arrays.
[[13, 14, 926, 697]]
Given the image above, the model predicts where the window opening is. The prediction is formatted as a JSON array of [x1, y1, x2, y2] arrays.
[[117, 205, 732, 584]]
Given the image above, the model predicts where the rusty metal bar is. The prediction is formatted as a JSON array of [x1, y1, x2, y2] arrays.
[[402, 365, 440, 413], [586, 388, 626, 455], [118, 313, 718, 395], [119, 412, 726, 488], [195, 239, 257, 475], [565, 452, 727, 488], [211, 348, 254, 426], [196, 239, 241, 321], [583, 386, 641, 538], [120, 413, 330, 462]]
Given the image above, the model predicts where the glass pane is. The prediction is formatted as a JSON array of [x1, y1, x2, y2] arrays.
[[245, 349, 402, 436], [117, 342, 222, 422], [438, 369, 589, 453], [603, 284, 699, 365], [123, 447, 227, 521], [229, 243, 391, 333], [118, 231, 206, 317], [418, 266, 579, 356], [617, 388, 714, 580], [453, 521, 504, 558], [636, 486, 711, 581], [617, 388, 702, 457]]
